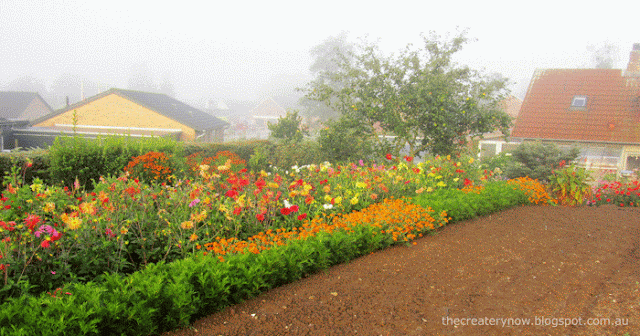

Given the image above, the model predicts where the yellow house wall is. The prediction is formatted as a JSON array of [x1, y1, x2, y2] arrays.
[[34, 93, 196, 141]]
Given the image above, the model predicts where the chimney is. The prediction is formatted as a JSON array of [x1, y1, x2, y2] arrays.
[[625, 43, 640, 75]]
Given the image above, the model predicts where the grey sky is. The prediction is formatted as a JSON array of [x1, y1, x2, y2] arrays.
[[1, 0, 638, 108]]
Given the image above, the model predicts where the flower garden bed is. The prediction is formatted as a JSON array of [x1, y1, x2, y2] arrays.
[[1, 150, 639, 335]]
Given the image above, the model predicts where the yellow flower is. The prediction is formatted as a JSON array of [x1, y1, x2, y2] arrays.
[[217, 165, 229, 172], [355, 182, 367, 189], [436, 181, 447, 187], [427, 187, 433, 193], [323, 185, 331, 193], [350, 197, 359, 205], [268, 182, 279, 189], [181, 221, 194, 230], [303, 184, 313, 191], [468, 158, 474, 164], [120, 227, 129, 235], [324, 195, 332, 202], [30, 183, 43, 193], [334, 196, 343, 205], [189, 233, 198, 242], [236, 194, 246, 207], [67, 217, 82, 230]]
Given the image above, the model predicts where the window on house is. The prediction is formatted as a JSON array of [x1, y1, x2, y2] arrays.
[[571, 95, 588, 107]]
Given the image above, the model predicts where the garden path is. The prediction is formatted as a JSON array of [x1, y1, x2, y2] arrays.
[[163, 205, 640, 336]]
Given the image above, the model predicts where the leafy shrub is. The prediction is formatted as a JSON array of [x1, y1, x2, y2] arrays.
[[478, 152, 514, 173], [0, 149, 50, 185], [267, 110, 309, 143], [318, 116, 375, 163], [548, 163, 593, 205], [269, 140, 328, 169], [505, 141, 579, 182], [182, 140, 270, 165]]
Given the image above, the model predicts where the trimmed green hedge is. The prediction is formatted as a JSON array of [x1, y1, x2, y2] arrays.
[[412, 181, 531, 222]]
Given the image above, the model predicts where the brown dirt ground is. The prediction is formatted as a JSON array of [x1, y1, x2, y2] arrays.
[[163, 205, 640, 336]]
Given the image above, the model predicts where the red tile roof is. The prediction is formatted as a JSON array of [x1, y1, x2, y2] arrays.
[[511, 69, 640, 144]]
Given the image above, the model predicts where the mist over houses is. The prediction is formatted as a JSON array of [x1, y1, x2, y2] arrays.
[[2, 44, 640, 178]]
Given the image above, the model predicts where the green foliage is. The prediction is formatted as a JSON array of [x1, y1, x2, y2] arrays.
[[267, 110, 309, 144], [248, 142, 275, 172], [183, 140, 270, 165], [478, 152, 514, 173], [0, 149, 50, 185], [413, 181, 530, 222], [548, 164, 593, 205], [248, 140, 328, 171], [304, 30, 512, 157], [589, 180, 640, 207], [505, 141, 580, 182], [47, 135, 183, 188], [317, 115, 375, 163]]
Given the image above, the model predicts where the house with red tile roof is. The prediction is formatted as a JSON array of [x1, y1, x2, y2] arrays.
[[508, 43, 640, 175]]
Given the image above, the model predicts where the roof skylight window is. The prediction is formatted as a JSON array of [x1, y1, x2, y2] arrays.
[[571, 95, 587, 107]]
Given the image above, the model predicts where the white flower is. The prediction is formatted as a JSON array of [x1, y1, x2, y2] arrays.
[[323, 203, 333, 210], [284, 199, 291, 208]]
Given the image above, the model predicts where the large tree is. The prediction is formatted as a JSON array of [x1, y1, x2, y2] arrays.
[[304, 30, 512, 157]]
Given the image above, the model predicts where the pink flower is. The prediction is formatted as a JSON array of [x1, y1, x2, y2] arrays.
[[189, 198, 201, 207]]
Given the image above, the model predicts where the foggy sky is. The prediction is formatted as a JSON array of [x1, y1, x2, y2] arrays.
[[1, 0, 638, 109]]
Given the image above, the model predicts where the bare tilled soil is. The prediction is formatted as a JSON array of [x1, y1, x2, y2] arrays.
[[164, 205, 640, 336]]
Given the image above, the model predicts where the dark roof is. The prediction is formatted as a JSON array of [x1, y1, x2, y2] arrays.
[[34, 89, 229, 131], [0, 91, 53, 120], [511, 69, 640, 144]]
